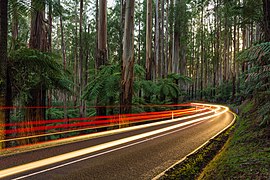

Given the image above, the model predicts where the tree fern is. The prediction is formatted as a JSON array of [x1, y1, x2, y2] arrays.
[[237, 42, 270, 126], [167, 73, 193, 85], [238, 42, 270, 64], [83, 65, 120, 105], [9, 48, 72, 102]]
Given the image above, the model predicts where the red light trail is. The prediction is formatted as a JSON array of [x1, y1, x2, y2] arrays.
[[0, 103, 213, 147]]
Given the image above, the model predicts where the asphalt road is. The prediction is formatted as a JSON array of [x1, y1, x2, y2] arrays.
[[0, 105, 234, 180]]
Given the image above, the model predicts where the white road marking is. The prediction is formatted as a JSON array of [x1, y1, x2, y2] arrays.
[[12, 121, 205, 180]]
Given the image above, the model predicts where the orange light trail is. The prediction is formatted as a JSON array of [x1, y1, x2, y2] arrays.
[[3, 108, 201, 135], [0, 103, 214, 147]]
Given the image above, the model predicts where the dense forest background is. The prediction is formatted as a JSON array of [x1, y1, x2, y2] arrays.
[[0, 0, 269, 149]]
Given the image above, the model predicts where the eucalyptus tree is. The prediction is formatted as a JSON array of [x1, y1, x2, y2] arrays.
[[79, 0, 84, 117], [160, 0, 165, 78], [155, 0, 159, 79], [56, 0, 68, 118], [120, 0, 135, 114], [24, 0, 47, 138], [96, 0, 108, 116], [262, 0, 270, 41], [10, 0, 18, 50], [165, 0, 170, 76], [145, 0, 152, 81], [172, 0, 179, 74]]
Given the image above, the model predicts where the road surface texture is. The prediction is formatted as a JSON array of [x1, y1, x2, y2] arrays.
[[0, 104, 234, 180]]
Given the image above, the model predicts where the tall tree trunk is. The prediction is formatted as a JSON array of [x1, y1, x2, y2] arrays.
[[58, 0, 67, 119], [263, 0, 270, 42], [11, 0, 18, 50], [200, 6, 204, 99], [146, 0, 152, 81], [138, 8, 141, 66], [48, 1, 52, 52], [160, 0, 165, 78], [179, 0, 187, 77], [236, 16, 240, 94], [165, 0, 169, 76], [29, 0, 47, 52], [79, 0, 84, 117], [232, 16, 237, 101], [47, 0, 53, 119], [119, 0, 126, 63], [214, 0, 220, 96], [172, 0, 179, 74], [95, 0, 99, 71], [83, 25, 89, 115], [241, 25, 247, 73], [73, 0, 79, 106], [0, 0, 8, 149], [26, 0, 47, 144], [168, 0, 174, 74], [120, 0, 135, 114], [96, 0, 108, 116], [155, 0, 159, 79], [145, 0, 152, 104]]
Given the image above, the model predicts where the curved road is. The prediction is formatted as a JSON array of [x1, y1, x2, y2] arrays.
[[0, 104, 234, 180]]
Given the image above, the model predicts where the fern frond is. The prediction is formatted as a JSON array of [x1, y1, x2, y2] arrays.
[[237, 42, 270, 64], [10, 48, 72, 97]]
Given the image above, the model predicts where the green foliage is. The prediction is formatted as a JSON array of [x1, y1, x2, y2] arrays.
[[107, 2, 122, 63], [83, 63, 191, 110], [241, 0, 263, 24], [134, 80, 156, 98], [258, 101, 270, 126], [9, 0, 29, 17], [240, 100, 254, 114], [216, 81, 233, 102], [83, 64, 120, 105], [167, 73, 193, 85], [238, 42, 270, 64], [135, 73, 191, 104], [157, 78, 181, 99], [9, 48, 72, 102], [237, 42, 270, 126]]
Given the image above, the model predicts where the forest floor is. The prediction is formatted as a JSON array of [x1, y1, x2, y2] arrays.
[[199, 100, 270, 179], [159, 100, 270, 179]]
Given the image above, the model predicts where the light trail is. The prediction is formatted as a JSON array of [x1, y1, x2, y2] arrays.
[[0, 108, 205, 145], [1, 107, 197, 127], [1, 108, 203, 144], [0, 103, 192, 110], [0, 103, 228, 179]]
